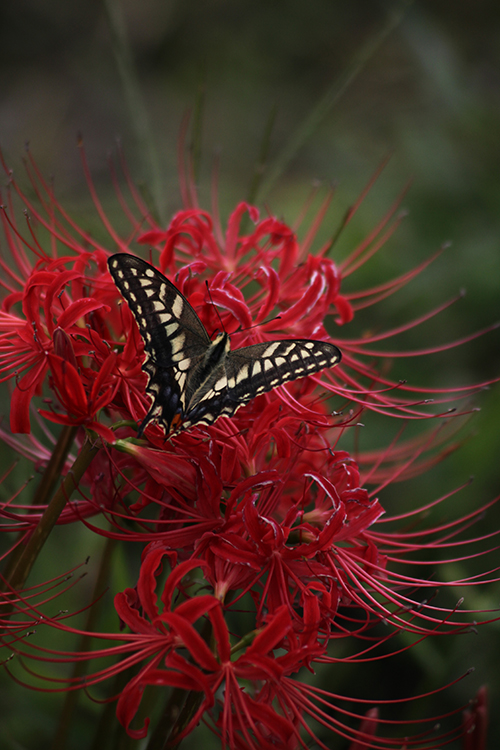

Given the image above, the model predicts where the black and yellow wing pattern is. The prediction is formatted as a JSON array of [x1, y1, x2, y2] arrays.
[[108, 254, 342, 436]]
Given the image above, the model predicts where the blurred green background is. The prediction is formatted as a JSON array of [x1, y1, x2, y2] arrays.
[[0, 1, 499, 748]]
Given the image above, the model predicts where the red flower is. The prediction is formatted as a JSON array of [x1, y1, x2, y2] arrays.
[[0, 148, 496, 750], [1, 146, 493, 443]]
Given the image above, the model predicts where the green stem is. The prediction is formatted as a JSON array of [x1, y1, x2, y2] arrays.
[[103, 0, 164, 222], [246, 103, 277, 207], [145, 687, 206, 750], [145, 687, 190, 750], [2, 435, 100, 594], [50, 535, 117, 750], [33, 424, 79, 506], [164, 691, 204, 749], [256, 0, 412, 202], [90, 665, 139, 750], [146, 617, 213, 750], [1, 424, 78, 587], [190, 64, 206, 184]]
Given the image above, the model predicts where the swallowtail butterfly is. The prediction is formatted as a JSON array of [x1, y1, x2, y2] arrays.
[[108, 254, 342, 436]]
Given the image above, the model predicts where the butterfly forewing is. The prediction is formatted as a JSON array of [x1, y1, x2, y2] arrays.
[[108, 253, 342, 436], [108, 254, 211, 432], [108, 254, 210, 360]]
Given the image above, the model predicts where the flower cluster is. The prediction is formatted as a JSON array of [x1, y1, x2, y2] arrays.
[[0, 148, 495, 749]]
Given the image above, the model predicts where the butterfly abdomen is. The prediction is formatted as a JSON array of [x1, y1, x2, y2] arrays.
[[182, 333, 230, 407], [197, 332, 230, 384]]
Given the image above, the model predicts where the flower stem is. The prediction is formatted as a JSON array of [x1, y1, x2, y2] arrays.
[[246, 102, 277, 208], [50, 535, 117, 750], [103, 0, 165, 223], [146, 616, 213, 749], [190, 63, 206, 184], [2, 424, 78, 587], [256, 0, 413, 201], [146, 688, 204, 750], [35, 425, 80, 506], [2, 432, 100, 594]]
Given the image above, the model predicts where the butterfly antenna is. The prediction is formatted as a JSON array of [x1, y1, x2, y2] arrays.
[[235, 314, 282, 335], [205, 280, 227, 334]]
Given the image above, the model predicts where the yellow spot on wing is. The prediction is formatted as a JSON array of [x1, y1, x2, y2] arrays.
[[172, 296, 184, 318], [236, 365, 249, 383], [262, 342, 280, 357]]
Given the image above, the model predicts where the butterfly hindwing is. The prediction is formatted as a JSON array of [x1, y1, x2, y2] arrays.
[[108, 253, 342, 436], [226, 339, 342, 399]]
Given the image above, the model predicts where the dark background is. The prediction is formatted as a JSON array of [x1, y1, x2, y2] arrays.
[[0, 1, 499, 748]]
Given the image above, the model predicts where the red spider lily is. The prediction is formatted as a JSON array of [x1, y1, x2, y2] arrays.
[[0, 146, 495, 443], [1, 551, 482, 750], [108, 423, 498, 641], [38, 351, 117, 442], [0, 147, 497, 750]]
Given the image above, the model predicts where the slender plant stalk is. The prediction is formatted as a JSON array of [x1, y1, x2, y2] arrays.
[[103, 0, 165, 222], [145, 687, 191, 750], [50, 535, 118, 750], [246, 102, 277, 207], [256, 0, 413, 202], [90, 665, 140, 750], [163, 691, 205, 749], [3, 435, 100, 594], [1, 424, 78, 588], [145, 688, 206, 750], [146, 617, 213, 750], [190, 63, 206, 184]]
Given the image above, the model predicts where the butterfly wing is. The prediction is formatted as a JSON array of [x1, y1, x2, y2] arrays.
[[109, 253, 342, 437], [180, 339, 342, 432], [108, 254, 212, 434]]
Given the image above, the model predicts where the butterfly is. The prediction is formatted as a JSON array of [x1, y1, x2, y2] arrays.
[[108, 253, 342, 436]]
